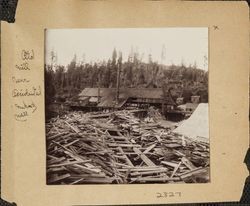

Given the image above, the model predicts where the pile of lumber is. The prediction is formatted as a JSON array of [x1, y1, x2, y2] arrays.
[[46, 110, 209, 184]]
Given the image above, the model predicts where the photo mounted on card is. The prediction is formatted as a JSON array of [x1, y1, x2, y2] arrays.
[[45, 28, 209, 185], [1, 1, 249, 206]]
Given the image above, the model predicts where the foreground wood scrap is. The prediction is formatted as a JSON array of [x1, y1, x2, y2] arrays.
[[46, 110, 210, 184]]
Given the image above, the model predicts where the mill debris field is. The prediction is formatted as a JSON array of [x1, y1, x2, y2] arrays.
[[46, 109, 209, 184]]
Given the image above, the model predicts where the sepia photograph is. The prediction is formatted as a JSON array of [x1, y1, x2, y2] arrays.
[[45, 28, 209, 185]]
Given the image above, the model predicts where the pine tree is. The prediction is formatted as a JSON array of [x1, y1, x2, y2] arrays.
[[112, 48, 117, 65]]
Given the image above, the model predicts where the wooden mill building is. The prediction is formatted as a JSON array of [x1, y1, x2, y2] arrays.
[[72, 87, 176, 110]]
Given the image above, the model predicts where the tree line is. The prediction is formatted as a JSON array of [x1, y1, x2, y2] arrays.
[[45, 49, 208, 106]]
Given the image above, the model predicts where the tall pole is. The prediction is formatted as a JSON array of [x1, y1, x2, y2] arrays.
[[161, 44, 166, 65], [50, 50, 56, 70], [116, 52, 122, 104], [98, 71, 101, 103], [116, 62, 120, 104]]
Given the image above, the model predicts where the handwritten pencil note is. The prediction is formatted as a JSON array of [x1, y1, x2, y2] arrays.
[[12, 49, 42, 122]]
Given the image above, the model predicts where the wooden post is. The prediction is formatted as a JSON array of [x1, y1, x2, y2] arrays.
[[116, 64, 120, 103], [98, 72, 101, 103], [116, 52, 122, 104]]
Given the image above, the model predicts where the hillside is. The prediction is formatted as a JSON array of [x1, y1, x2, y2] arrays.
[[45, 55, 208, 106]]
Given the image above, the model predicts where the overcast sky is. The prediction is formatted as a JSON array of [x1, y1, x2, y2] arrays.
[[45, 28, 208, 70]]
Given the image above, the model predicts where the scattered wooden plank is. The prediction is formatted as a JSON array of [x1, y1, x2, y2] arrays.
[[130, 176, 181, 183], [108, 143, 141, 148], [173, 150, 186, 157], [179, 167, 207, 179], [143, 143, 156, 154], [47, 167, 67, 173], [170, 161, 182, 178], [47, 157, 66, 165], [161, 161, 179, 168], [130, 169, 168, 176], [165, 143, 183, 148], [52, 140, 75, 154], [47, 132, 69, 140], [118, 147, 134, 167], [181, 157, 196, 170], [46, 109, 210, 184], [64, 139, 80, 147], [48, 159, 91, 168], [64, 121, 80, 133], [48, 173, 71, 183], [89, 112, 114, 119], [76, 178, 114, 184], [69, 178, 85, 185], [133, 147, 156, 167], [71, 173, 107, 178], [74, 164, 101, 174]]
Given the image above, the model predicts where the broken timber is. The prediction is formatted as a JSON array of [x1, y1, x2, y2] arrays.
[[46, 109, 210, 184]]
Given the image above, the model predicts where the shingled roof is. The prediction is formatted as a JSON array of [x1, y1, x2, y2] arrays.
[[79, 88, 163, 99], [78, 87, 176, 107]]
